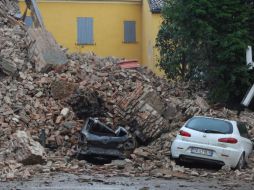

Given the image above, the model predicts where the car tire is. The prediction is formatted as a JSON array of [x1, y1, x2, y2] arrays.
[[236, 153, 246, 170], [174, 158, 182, 165], [76, 135, 88, 160], [76, 152, 83, 160], [123, 138, 136, 150], [123, 138, 137, 158]]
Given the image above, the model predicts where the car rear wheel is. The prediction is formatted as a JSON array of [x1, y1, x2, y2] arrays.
[[174, 158, 182, 165], [236, 153, 246, 170]]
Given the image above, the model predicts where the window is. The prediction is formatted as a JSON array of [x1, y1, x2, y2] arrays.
[[77, 17, 94, 45], [186, 117, 233, 134], [237, 122, 249, 138], [24, 16, 33, 27], [87, 119, 116, 137], [124, 21, 136, 43]]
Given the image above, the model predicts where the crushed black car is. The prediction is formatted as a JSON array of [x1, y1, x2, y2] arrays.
[[77, 118, 136, 160]]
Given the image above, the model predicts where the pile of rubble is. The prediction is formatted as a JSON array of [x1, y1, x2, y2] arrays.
[[0, 1, 254, 182], [0, 50, 253, 181], [0, 13, 30, 76]]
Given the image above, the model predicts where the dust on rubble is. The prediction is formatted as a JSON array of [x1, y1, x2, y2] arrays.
[[0, 0, 254, 183]]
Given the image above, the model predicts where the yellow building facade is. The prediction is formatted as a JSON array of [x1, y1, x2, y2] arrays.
[[142, 0, 163, 75], [19, 0, 163, 74]]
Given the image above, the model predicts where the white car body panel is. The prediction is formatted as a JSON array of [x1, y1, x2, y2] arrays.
[[171, 116, 253, 168]]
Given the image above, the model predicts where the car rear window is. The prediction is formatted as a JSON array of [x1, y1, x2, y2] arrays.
[[186, 117, 233, 134]]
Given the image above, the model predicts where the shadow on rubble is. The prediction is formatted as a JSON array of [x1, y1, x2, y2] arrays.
[[68, 89, 107, 119], [175, 159, 222, 171], [77, 155, 113, 165]]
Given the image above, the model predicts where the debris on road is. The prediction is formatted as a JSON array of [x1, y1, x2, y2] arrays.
[[8, 130, 46, 165]]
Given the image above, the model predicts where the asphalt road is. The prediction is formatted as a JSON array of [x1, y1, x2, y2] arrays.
[[1, 172, 253, 190]]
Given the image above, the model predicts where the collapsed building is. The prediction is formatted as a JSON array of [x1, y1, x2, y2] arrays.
[[0, 0, 254, 182]]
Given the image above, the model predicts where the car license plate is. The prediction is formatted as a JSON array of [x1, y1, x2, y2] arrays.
[[191, 147, 213, 156]]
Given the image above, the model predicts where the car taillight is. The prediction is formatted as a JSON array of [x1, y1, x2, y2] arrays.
[[218, 138, 238, 144], [179, 130, 191, 137]]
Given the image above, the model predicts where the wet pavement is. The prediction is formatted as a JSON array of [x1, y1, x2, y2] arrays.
[[1, 172, 254, 190]]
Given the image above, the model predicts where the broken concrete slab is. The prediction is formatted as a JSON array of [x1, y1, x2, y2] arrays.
[[60, 108, 70, 117], [9, 130, 46, 165], [27, 28, 68, 72], [0, 57, 17, 76]]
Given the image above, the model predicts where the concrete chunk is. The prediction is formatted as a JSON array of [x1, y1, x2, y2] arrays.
[[9, 131, 46, 165]]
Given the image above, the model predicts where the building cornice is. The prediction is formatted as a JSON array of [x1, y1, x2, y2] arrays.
[[19, 0, 142, 4]]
